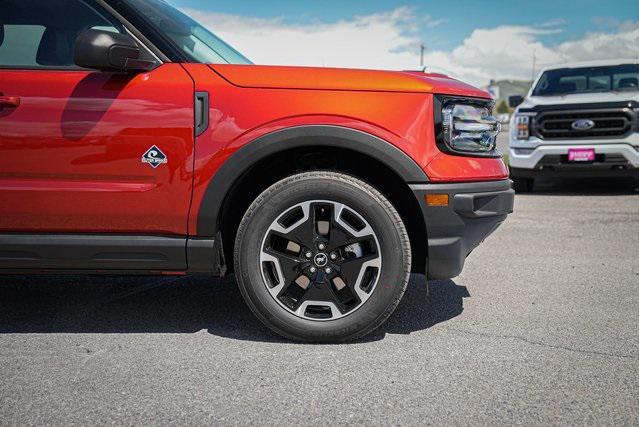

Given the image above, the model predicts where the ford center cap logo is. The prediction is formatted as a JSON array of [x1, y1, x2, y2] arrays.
[[571, 119, 595, 131], [314, 253, 328, 267]]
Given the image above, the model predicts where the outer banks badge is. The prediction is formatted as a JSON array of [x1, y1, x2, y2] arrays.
[[141, 145, 168, 168]]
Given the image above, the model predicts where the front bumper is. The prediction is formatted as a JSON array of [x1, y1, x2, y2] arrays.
[[509, 143, 639, 179], [509, 136, 639, 176], [410, 179, 514, 280]]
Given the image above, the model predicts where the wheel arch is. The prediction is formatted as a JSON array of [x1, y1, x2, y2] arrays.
[[196, 125, 430, 273]]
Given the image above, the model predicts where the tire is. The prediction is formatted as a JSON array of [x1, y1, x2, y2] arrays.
[[512, 177, 534, 193], [234, 171, 411, 342]]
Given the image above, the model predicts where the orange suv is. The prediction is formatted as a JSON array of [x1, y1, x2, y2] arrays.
[[0, 0, 514, 341]]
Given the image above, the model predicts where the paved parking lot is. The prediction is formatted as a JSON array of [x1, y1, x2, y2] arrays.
[[1, 176, 638, 424]]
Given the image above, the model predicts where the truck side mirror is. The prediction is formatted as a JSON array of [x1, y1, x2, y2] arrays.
[[74, 29, 155, 72], [508, 95, 524, 109]]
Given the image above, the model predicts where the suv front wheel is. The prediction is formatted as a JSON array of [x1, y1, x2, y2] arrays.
[[234, 171, 411, 342]]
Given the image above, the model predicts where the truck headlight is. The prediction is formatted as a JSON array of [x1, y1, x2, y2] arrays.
[[435, 96, 501, 156], [513, 115, 530, 139]]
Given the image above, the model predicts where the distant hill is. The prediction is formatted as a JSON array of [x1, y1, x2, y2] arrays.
[[483, 80, 532, 107]]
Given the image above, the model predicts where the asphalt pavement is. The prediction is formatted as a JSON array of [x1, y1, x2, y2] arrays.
[[1, 163, 638, 423]]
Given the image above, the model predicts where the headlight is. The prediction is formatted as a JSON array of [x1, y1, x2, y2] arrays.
[[514, 115, 530, 139], [435, 96, 501, 156]]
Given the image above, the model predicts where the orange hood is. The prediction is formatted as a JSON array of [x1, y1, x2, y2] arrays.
[[209, 64, 490, 98]]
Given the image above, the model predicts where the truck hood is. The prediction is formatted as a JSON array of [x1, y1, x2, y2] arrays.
[[209, 64, 490, 98], [520, 91, 639, 108]]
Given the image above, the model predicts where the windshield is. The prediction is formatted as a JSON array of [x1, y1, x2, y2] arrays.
[[124, 0, 252, 64], [532, 64, 639, 96]]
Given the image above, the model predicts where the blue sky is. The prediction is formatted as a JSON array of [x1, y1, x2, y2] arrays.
[[171, 1, 639, 85], [171, 0, 638, 50]]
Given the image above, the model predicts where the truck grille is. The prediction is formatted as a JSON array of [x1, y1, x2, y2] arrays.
[[535, 108, 635, 140]]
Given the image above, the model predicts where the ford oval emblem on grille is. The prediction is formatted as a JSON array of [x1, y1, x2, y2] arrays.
[[571, 119, 595, 131]]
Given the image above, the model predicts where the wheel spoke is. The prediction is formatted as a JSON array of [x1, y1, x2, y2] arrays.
[[264, 247, 302, 280], [293, 274, 335, 305], [326, 204, 376, 251], [339, 253, 381, 301], [287, 202, 333, 247], [325, 223, 353, 251], [269, 202, 313, 248], [288, 215, 316, 250]]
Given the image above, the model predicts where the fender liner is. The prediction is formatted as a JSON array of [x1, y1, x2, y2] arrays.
[[196, 125, 429, 237]]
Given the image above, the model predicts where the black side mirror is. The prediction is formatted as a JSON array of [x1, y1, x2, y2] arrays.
[[74, 29, 155, 72], [508, 95, 524, 109]]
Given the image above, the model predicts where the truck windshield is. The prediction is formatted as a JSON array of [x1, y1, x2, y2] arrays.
[[122, 0, 252, 64], [532, 64, 639, 96]]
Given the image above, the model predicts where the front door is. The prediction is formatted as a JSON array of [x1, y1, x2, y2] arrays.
[[0, 0, 194, 236]]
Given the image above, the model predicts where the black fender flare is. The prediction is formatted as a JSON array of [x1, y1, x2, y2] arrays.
[[196, 125, 429, 236]]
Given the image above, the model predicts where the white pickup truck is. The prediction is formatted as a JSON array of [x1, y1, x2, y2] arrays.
[[508, 59, 639, 192]]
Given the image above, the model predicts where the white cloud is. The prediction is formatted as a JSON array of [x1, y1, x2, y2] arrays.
[[424, 18, 447, 29], [183, 7, 419, 69], [183, 7, 639, 87]]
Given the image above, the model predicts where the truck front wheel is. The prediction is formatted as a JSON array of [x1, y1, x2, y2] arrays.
[[234, 171, 411, 342], [512, 177, 534, 193]]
